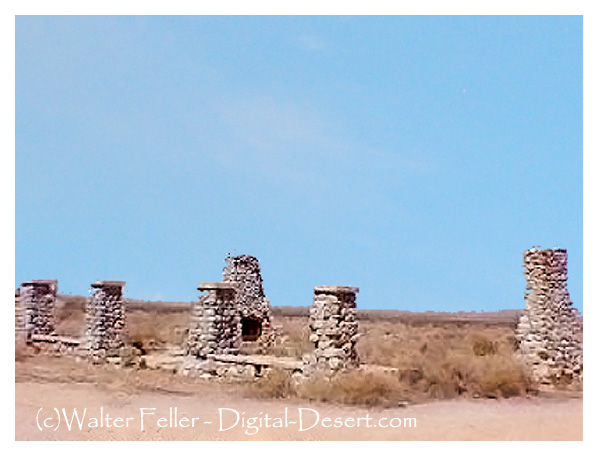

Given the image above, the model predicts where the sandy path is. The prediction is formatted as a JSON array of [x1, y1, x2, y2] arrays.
[[15, 381, 582, 440]]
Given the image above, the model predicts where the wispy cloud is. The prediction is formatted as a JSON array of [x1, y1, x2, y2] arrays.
[[214, 94, 335, 153], [291, 34, 329, 52], [206, 93, 438, 209], [208, 94, 344, 190]]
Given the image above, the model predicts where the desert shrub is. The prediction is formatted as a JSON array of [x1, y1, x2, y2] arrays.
[[125, 309, 190, 353], [297, 371, 404, 407], [399, 346, 532, 399], [353, 317, 533, 400], [248, 368, 405, 407], [375, 331, 528, 399], [406, 344, 468, 399], [356, 321, 416, 368], [15, 342, 30, 362], [476, 356, 531, 398], [250, 368, 295, 399], [83, 309, 536, 403], [56, 297, 86, 318], [470, 334, 497, 356], [264, 318, 313, 358], [126, 311, 165, 353], [54, 297, 86, 337]]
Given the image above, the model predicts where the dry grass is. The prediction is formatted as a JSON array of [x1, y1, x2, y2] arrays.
[[295, 370, 405, 407], [403, 349, 532, 399], [52, 297, 190, 352], [51, 298, 188, 354], [249, 368, 295, 399], [48, 303, 572, 404], [116, 309, 189, 353], [15, 342, 31, 362], [127, 310, 188, 353], [264, 317, 314, 358], [245, 316, 535, 406], [248, 368, 404, 407], [357, 320, 533, 399], [252, 317, 534, 403], [54, 297, 86, 337]]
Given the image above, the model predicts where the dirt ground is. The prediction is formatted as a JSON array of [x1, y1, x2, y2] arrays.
[[16, 302, 583, 441], [15, 355, 582, 441]]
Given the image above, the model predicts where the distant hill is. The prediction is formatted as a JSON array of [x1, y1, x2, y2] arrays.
[[56, 294, 526, 324], [272, 305, 522, 325], [56, 294, 192, 311]]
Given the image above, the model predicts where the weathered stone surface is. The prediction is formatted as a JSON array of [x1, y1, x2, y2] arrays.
[[516, 248, 583, 385], [20, 279, 58, 340], [15, 287, 26, 342], [86, 280, 127, 361], [314, 285, 360, 295], [302, 284, 360, 377], [198, 281, 236, 290], [187, 281, 241, 358], [222, 254, 275, 350]]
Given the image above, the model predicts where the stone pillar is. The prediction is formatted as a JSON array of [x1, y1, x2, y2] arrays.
[[303, 285, 360, 375], [516, 248, 583, 384], [20, 280, 58, 340], [15, 288, 26, 343], [187, 282, 241, 358], [86, 281, 126, 359]]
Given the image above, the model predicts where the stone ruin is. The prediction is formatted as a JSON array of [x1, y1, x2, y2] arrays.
[[187, 281, 241, 358], [222, 254, 275, 350], [19, 248, 583, 387], [516, 248, 583, 385], [14, 260, 364, 379], [15, 287, 24, 342], [184, 281, 268, 378], [183, 254, 275, 376], [86, 281, 127, 360], [302, 285, 360, 376], [184, 273, 361, 378], [13, 257, 360, 381], [15, 280, 82, 355], [18, 279, 58, 341]]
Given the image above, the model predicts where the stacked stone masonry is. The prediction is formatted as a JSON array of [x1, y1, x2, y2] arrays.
[[20, 248, 584, 387], [222, 255, 274, 349], [187, 282, 241, 358], [86, 281, 127, 359], [20, 280, 58, 341], [15, 288, 25, 342], [516, 248, 583, 384], [303, 285, 360, 375]]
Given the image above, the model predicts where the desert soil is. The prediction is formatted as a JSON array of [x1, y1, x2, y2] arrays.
[[15, 356, 582, 441]]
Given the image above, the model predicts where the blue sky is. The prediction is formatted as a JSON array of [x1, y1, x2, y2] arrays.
[[15, 15, 582, 312]]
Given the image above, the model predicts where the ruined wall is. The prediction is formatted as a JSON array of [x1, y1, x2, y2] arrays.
[[20, 280, 58, 340], [86, 281, 127, 359], [302, 285, 360, 376], [187, 282, 241, 358], [15, 288, 25, 342], [222, 255, 274, 347], [516, 248, 583, 385]]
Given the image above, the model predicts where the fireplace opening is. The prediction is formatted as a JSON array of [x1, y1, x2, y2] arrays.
[[241, 317, 262, 341]]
